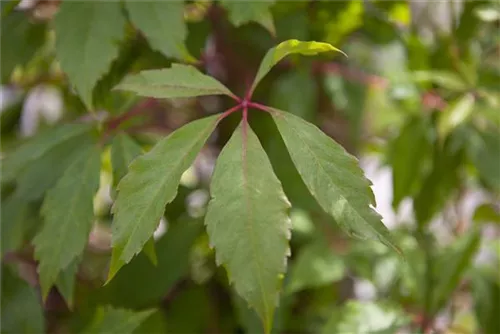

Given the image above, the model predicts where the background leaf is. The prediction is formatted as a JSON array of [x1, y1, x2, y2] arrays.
[[84, 306, 154, 334], [33, 145, 101, 299], [115, 64, 235, 99], [54, 2, 125, 108], [205, 122, 291, 333], [221, 0, 276, 35], [109, 114, 219, 280], [125, 0, 190, 61]]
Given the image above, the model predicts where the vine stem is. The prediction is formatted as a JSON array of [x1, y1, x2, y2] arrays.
[[217, 104, 243, 121], [247, 101, 272, 113]]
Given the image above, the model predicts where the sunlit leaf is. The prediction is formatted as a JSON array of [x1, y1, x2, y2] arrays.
[[205, 122, 291, 333], [33, 145, 101, 299], [271, 108, 400, 254], [115, 64, 235, 99], [109, 115, 219, 280], [251, 39, 346, 94], [438, 94, 475, 139]]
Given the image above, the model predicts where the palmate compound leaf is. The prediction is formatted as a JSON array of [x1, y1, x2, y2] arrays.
[[124, 0, 191, 61], [250, 39, 346, 95], [54, 1, 125, 109], [114, 64, 236, 100], [270, 108, 401, 255], [108, 114, 220, 281], [220, 0, 276, 35], [205, 121, 291, 333], [33, 144, 101, 300]]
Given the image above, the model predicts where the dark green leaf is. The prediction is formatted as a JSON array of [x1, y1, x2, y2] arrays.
[[467, 127, 500, 192], [55, 259, 79, 308], [125, 0, 191, 61], [271, 108, 400, 254], [432, 229, 481, 313], [115, 64, 235, 99], [84, 306, 154, 334], [220, 0, 276, 35], [1, 10, 46, 83], [471, 270, 500, 334], [33, 145, 101, 299], [251, 39, 345, 94], [109, 115, 219, 280], [0, 195, 36, 255], [99, 219, 203, 308], [1, 266, 44, 334], [54, 2, 126, 108], [205, 122, 291, 333], [473, 203, 500, 225], [110, 133, 143, 188], [390, 116, 432, 208]]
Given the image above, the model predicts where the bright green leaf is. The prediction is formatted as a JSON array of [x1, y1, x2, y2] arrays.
[[205, 121, 291, 333], [250, 39, 346, 94], [221, 0, 276, 35], [473, 203, 500, 225], [1, 266, 45, 334], [109, 115, 219, 280], [390, 116, 432, 208], [115, 64, 235, 99], [286, 240, 345, 294], [125, 0, 191, 61], [84, 306, 154, 334], [33, 145, 101, 299], [2, 123, 94, 184], [413, 70, 468, 91], [438, 94, 475, 139], [54, 2, 125, 108], [270, 108, 400, 254]]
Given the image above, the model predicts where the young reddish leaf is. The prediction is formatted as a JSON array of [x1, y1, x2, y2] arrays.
[[220, 0, 276, 35], [54, 2, 126, 109], [250, 39, 346, 94], [33, 145, 101, 299], [125, 1, 193, 61], [270, 108, 401, 255], [108, 115, 220, 281], [205, 121, 291, 333], [115, 64, 236, 100]]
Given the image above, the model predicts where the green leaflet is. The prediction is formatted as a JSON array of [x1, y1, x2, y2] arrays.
[[110, 133, 157, 265], [125, 0, 191, 61], [390, 116, 432, 209], [467, 127, 500, 192], [438, 94, 475, 139], [1, 10, 46, 83], [54, 1, 125, 108], [111, 133, 143, 188], [109, 115, 219, 280], [286, 240, 345, 294], [220, 0, 276, 35], [115, 64, 235, 99], [1, 266, 45, 334], [84, 306, 154, 334], [270, 108, 400, 254], [413, 70, 468, 91], [205, 122, 291, 333], [0, 195, 36, 255], [250, 39, 346, 94], [55, 258, 79, 308], [2, 123, 94, 184], [33, 145, 101, 299]]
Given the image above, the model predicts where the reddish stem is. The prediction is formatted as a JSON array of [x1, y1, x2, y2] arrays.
[[247, 101, 271, 113], [217, 104, 243, 121]]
